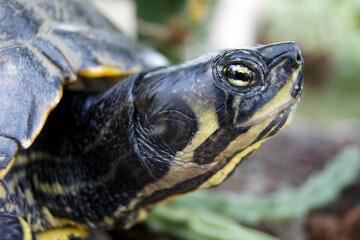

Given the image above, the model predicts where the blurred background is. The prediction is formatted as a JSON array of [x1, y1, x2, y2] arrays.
[[89, 0, 360, 239]]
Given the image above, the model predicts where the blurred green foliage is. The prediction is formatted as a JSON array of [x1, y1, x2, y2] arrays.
[[136, 0, 184, 24], [146, 205, 279, 240], [136, 0, 217, 63]]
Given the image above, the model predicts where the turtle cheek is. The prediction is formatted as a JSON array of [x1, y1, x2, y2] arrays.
[[146, 111, 197, 153]]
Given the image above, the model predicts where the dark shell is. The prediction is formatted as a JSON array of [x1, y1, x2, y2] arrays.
[[0, 0, 167, 174]]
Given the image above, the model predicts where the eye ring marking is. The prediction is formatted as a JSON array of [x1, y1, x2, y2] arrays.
[[224, 64, 255, 87]]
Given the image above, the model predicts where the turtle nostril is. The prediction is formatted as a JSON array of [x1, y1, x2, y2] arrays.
[[296, 51, 302, 63]]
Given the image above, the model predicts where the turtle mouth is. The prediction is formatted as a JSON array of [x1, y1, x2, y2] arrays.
[[235, 95, 300, 128]]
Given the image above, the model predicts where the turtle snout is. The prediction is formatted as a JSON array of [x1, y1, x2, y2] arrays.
[[289, 44, 303, 70], [294, 46, 303, 65]]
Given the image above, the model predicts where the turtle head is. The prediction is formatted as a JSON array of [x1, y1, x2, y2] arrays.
[[132, 41, 303, 212]]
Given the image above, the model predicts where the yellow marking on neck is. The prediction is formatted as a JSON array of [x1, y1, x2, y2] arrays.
[[112, 206, 126, 218], [24, 189, 36, 206], [19, 217, 33, 240], [0, 157, 15, 179], [34, 179, 67, 195], [174, 107, 219, 163], [6, 171, 26, 195], [42, 207, 88, 230], [136, 209, 148, 223], [13, 154, 27, 166], [139, 106, 219, 197], [198, 117, 276, 189], [36, 227, 89, 240], [25, 152, 72, 164], [1, 169, 46, 231], [31, 154, 122, 196], [200, 139, 267, 189], [0, 184, 6, 198], [102, 216, 115, 228], [14, 152, 72, 168], [78, 65, 142, 78]]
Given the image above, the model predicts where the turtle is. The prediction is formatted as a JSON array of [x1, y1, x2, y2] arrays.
[[0, 0, 304, 239]]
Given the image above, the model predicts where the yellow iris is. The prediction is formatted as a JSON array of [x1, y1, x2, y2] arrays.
[[224, 65, 254, 87]]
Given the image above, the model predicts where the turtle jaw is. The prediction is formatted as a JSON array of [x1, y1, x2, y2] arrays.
[[235, 96, 300, 129], [197, 104, 298, 190]]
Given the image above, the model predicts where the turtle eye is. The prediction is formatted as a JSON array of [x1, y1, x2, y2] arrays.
[[224, 64, 255, 87]]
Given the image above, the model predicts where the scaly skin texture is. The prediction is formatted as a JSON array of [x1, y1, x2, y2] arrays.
[[0, 213, 33, 240], [0, 42, 303, 239]]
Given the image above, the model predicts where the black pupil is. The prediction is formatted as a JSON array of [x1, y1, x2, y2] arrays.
[[226, 65, 253, 82]]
